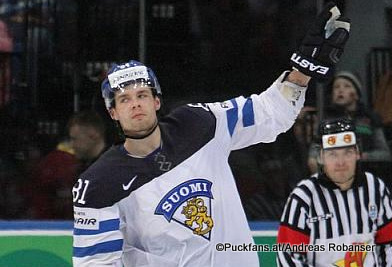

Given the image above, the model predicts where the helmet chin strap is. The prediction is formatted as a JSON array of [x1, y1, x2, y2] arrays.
[[121, 119, 159, 140]]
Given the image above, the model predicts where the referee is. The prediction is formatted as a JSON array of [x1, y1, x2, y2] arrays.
[[277, 117, 392, 266]]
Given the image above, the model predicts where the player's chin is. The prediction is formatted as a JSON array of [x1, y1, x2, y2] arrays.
[[124, 126, 153, 137]]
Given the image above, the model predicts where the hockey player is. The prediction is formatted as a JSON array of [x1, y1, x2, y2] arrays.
[[73, 2, 350, 266], [277, 117, 392, 266]]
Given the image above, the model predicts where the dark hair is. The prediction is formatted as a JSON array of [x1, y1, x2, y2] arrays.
[[67, 111, 106, 137]]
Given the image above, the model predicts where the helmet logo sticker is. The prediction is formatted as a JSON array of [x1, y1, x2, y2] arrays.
[[328, 136, 336, 146], [344, 134, 352, 144], [108, 66, 149, 89]]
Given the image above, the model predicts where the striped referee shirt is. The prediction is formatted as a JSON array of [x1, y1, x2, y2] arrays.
[[277, 171, 392, 266]]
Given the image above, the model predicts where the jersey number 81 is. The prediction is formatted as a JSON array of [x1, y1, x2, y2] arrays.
[[73, 178, 90, 204]]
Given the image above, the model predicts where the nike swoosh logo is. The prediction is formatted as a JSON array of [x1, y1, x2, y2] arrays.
[[122, 175, 138, 191]]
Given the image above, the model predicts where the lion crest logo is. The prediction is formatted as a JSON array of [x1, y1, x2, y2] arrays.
[[181, 197, 214, 235], [155, 179, 214, 240]]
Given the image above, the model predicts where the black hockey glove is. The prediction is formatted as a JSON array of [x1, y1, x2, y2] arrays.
[[290, 2, 350, 80]]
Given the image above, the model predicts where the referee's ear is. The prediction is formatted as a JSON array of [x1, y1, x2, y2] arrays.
[[355, 145, 361, 161], [317, 153, 322, 165], [317, 147, 323, 165]]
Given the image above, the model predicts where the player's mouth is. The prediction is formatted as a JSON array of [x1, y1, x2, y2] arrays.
[[132, 113, 145, 119]]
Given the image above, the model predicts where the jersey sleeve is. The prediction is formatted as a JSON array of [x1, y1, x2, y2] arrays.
[[277, 183, 312, 267], [375, 180, 392, 265], [72, 176, 124, 267], [207, 71, 306, 151]]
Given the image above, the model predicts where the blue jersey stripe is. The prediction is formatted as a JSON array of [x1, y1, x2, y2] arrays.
[[73, 239, 123, 257], [226, 99, 238, 136], [74, 219, 120, 235], [242, 97, 255, 127]]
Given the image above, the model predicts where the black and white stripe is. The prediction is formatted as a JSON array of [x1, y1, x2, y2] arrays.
[[277, 172, 392, 266], [283, 173, 388, 241]]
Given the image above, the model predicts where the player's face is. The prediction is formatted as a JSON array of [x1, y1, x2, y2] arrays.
[[110, 85, 160, 137], [321, 146, 360, 190], [69, 125, 97, 160], [332, 78, 359, 107]]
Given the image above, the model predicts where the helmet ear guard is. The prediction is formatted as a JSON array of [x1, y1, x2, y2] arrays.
[[101, 60, 162, 109]]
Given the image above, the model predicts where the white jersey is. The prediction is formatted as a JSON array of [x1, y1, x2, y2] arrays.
[[72, 73, 306, 267]]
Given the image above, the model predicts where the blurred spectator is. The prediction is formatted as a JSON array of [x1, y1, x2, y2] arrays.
[[67, 110, 107, 169], [372, 70, 392, 147], [301, 71, 392, 175], [374, 71, 392, 121], [293, 105, 318, 176], [0, 19, 13, 52], [30, 139, 77, 219], [30, 111, 108, 219], [0, 19, 13, 107], [331, 71, 391, 161]]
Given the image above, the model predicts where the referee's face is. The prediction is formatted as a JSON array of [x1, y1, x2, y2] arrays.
[[321, 146, 360, 190]]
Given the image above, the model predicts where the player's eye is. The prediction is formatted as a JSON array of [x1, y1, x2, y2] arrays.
[[119, 97, 129, 103], [138, 94, 148, 99]]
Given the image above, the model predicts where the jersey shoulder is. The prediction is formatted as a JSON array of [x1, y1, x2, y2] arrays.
[[160, 104, 217, 149], [73, 146, 138, 209], [161, 103, 216, 132]]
